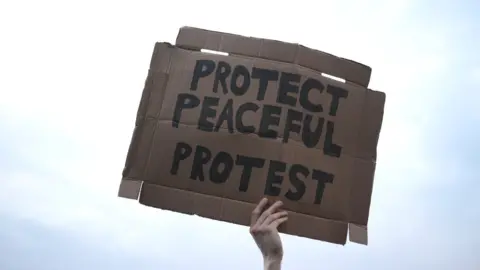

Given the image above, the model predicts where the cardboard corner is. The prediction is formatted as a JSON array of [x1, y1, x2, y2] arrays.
[[118, 179, 142, 200], [348, 223, 368, 245]]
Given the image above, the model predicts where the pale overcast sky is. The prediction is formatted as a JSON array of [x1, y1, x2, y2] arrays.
[[0, 0, 479, 269]]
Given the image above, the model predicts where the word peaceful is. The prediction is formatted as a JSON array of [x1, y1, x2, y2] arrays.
[[172, 59, 350, 158]]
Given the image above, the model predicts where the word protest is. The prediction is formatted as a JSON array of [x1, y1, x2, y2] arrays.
[[118, 27, 386, 246]]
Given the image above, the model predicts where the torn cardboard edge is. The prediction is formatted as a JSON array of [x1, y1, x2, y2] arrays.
[[117, 179, 368, 245]]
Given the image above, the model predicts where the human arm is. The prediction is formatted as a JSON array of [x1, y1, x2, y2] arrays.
[[250, 198, 288, 270], [264, 258, 282, 270]]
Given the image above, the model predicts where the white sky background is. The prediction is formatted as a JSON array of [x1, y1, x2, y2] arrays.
[[0, 0, 479, 269]]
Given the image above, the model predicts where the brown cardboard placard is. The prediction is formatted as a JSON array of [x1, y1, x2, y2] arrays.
[[119, 27, 386, 245]]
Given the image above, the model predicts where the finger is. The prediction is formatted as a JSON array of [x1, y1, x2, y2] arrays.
[[251, 198, 268, 226], [270, 216, 288, 229], [256, 200, 283, 225], [262, 211, 288, 226]]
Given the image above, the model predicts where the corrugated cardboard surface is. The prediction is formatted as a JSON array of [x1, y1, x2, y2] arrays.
[[119, 27, 385, 245]]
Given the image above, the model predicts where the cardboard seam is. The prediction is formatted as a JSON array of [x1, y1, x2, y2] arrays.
[[121, 71, 156, 179], [370, 91, 386, 161], [149, 118, 372, 162], [293, 44, 300, 65], [142, 51, 174, 183], [141, 182, 349, 245], [355, 89, 384, 161], [258, 39, 264, 57], [345, 89, 371, 226], [122, 43, 170, 180], [142, 182, 351, 223], [139, 179, 352, 224]]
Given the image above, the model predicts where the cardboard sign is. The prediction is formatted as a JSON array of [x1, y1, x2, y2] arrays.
[[118, 27, 386, 245]]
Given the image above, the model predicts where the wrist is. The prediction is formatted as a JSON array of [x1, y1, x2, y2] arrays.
[[264, 257, 282, 270]]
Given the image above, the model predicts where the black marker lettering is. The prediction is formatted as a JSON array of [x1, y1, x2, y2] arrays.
[[285, 164, 308, 201], [312, 169, 334, 205], [172, 93, 200, 128], [190, 145, 212, 181], [198, 96, 219, 132], [209, 151, 234, 184], [302, 115, 324, 148], [258, 105, 281, 138], [230, 65, 251, 96], [324, 121, 342, 157], [214, 98, 234, 133], [191, 60, 215, 91], [277, 72, 301, 106], [326, 85, 349, 116], [252, 68, 279, 101], [236, 155, 266, 192], [170, 142, 192, 175], [264, 160, 286, 196], [213, 61, 231, 94], [283, 109, 303, 143], [236, 102, 259, 134], [300, 78, 324, 113]]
